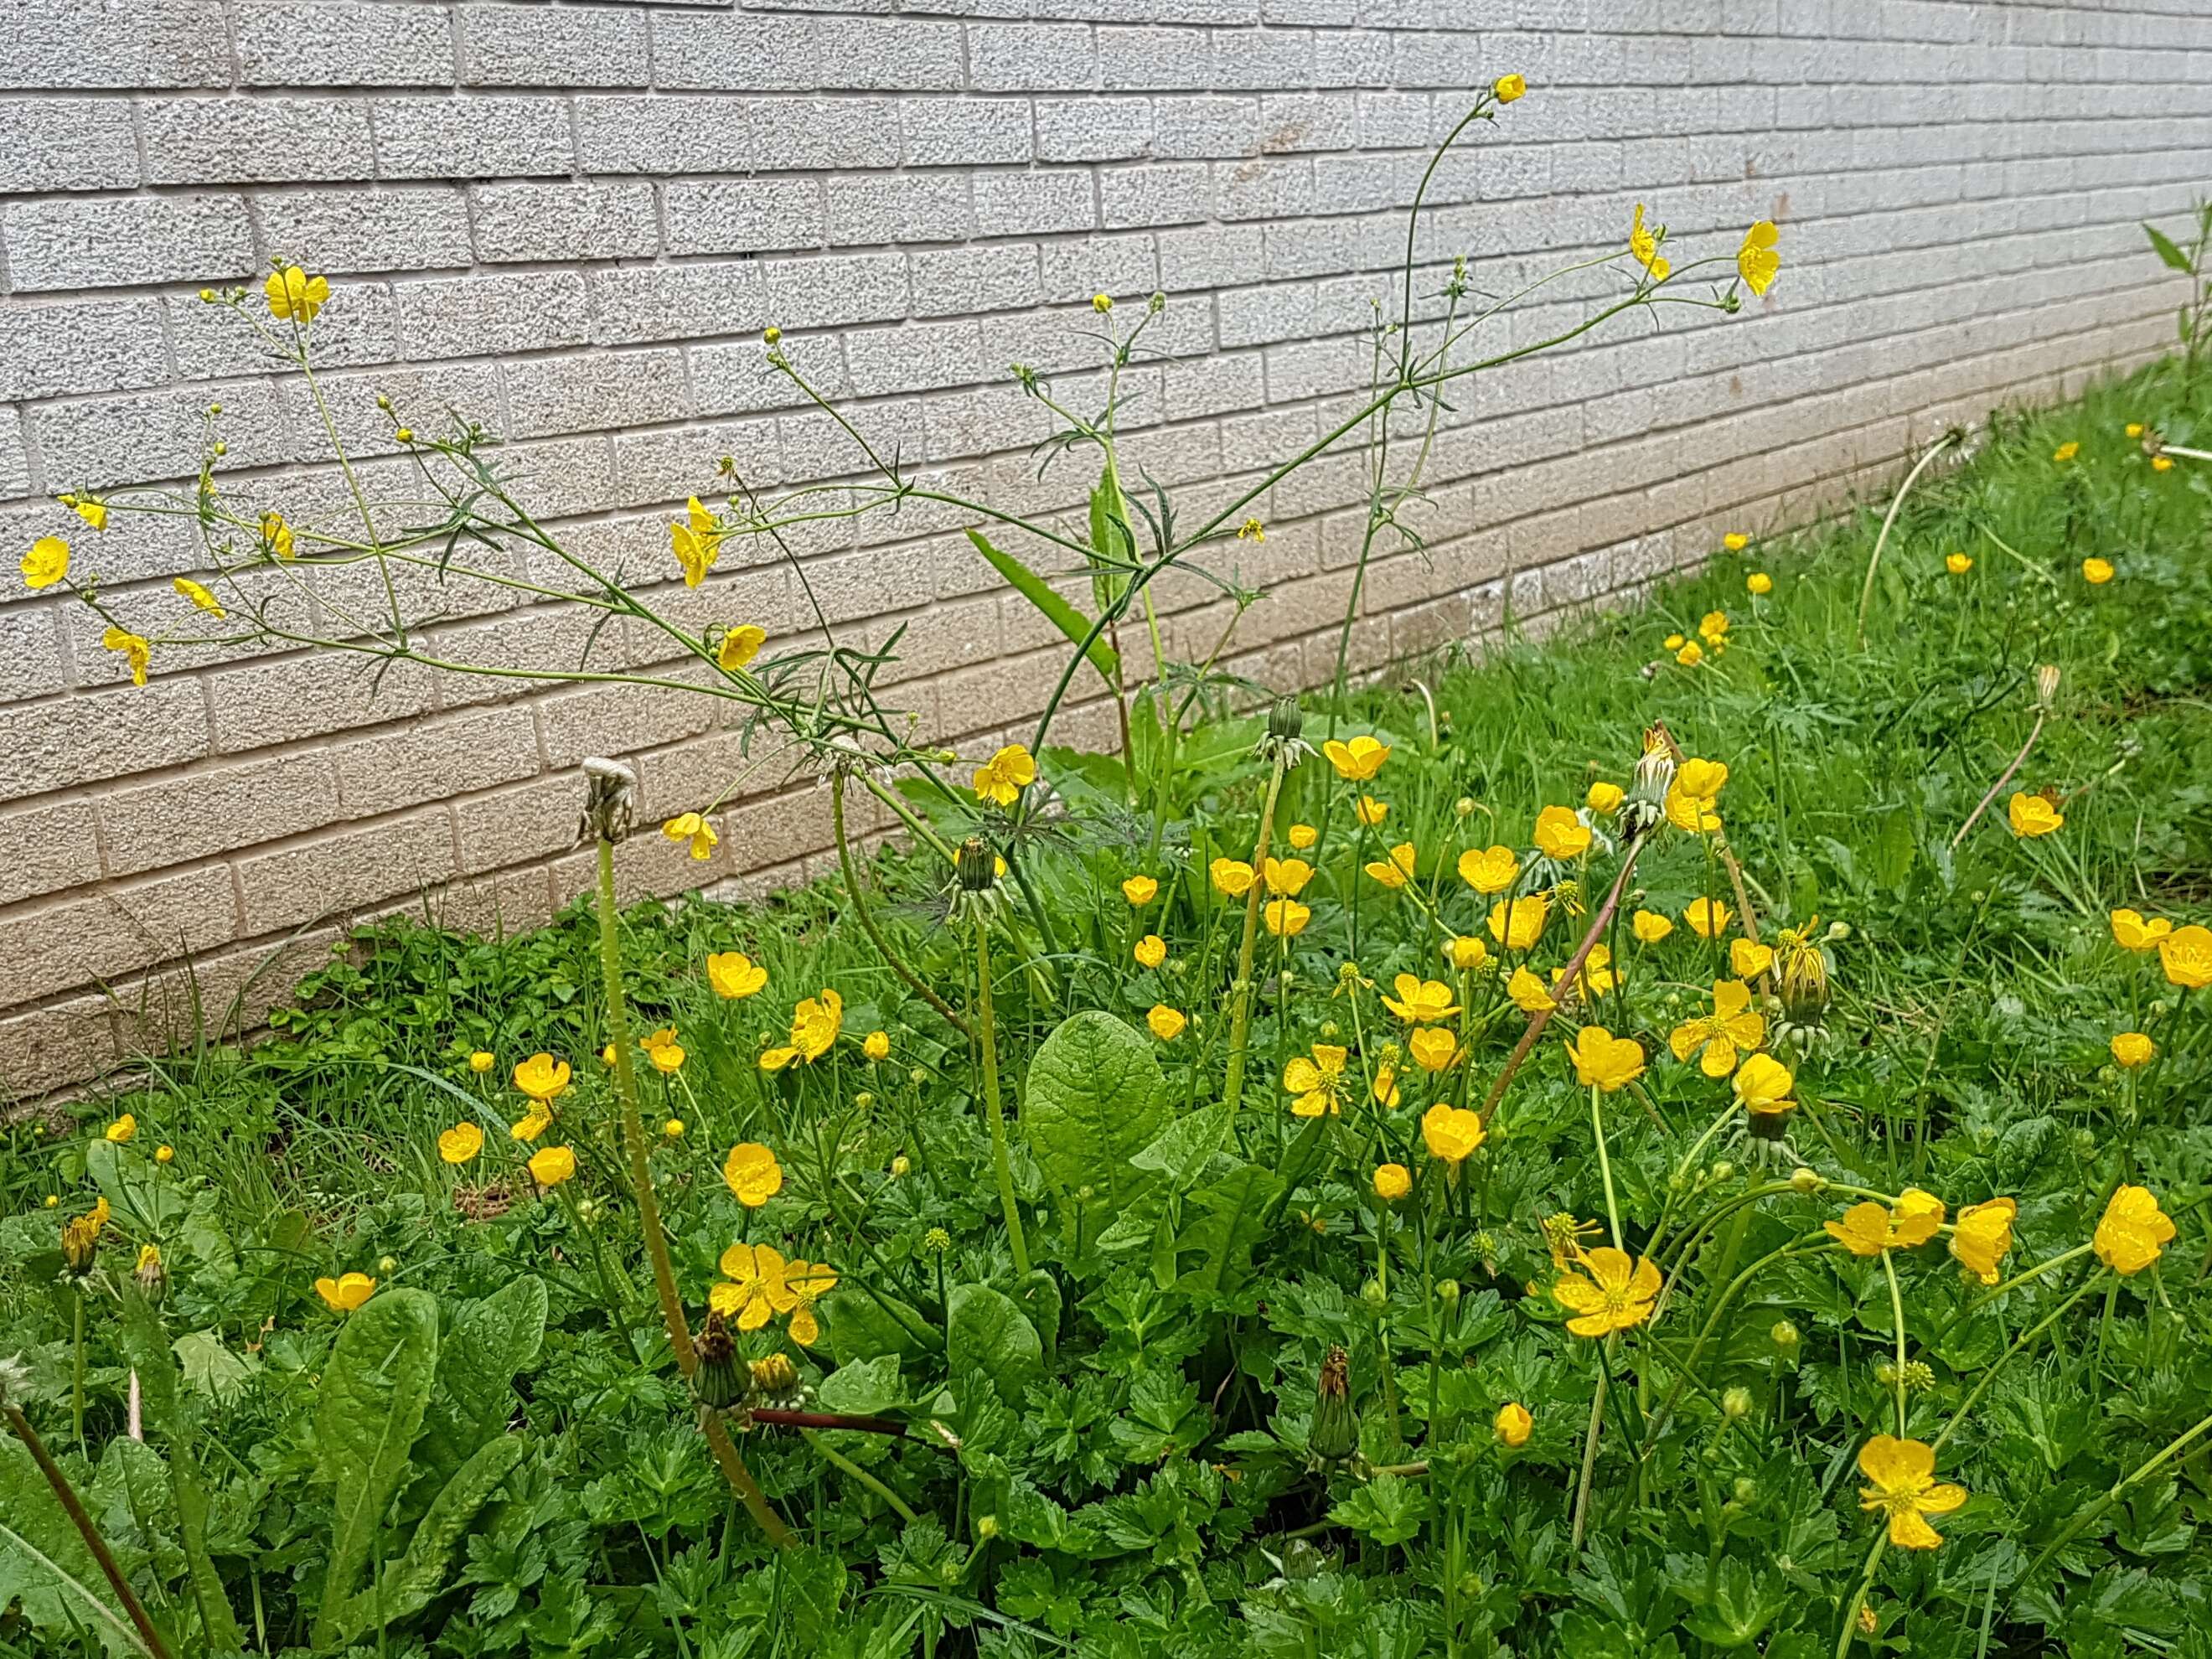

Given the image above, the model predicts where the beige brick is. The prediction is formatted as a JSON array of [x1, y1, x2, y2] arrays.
[[235, 806, 457, 934], [0, 993, 123, 1098], [0, 863, 238, 1007], [328, 705, 543, 818], [0, 684, 210, 805], [100, 753, 339, 878], [205, 654, 439, 754], [0, 798, 102, 906], [452, 773, 577, 876], [109, 925, 343, 1061]]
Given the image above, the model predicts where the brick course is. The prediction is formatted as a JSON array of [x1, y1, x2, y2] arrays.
[[0, 1, 2205, 1093]]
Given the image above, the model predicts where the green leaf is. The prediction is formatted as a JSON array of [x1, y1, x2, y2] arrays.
[[330, 1434, 526, 1646], [966, 528, 1119, 683], [816, 1356, 905, 1416], [313, 1287, 439, 1650], [946, 1284, 1043, 1404], [173, 1331, 258, 1407], [1171, 1164, 1284, 1295], [1130, 1104, 1231, 1193], [819, 1288, 929, 1366], [0, 1439, 142, 1658], [417, 1275, 545, 1476], [86, 1140, 185, 1233], [1023, 1010, 1167, 1220], [2146, 224, 2193, 273], [1328, 1471, 1430, 1547]]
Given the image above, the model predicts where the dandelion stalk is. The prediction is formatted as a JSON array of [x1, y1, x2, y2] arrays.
[[2, 1393, 174, 1659], [1222, 744, 1290, 1120], [582, 762, 792, 1550], [970, 892, 1031, 1278]]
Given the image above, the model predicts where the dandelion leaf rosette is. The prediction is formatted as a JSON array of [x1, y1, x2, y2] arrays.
[[0, 1440, 143, 1658], [1023, 1009, 1169, 1218], [946, 1282, 1044, 1405]]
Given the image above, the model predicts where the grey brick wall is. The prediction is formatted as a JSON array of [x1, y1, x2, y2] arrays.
[[2, 0, 2206, 1093]]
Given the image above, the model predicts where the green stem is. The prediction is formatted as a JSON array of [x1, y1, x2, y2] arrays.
[[1854, 429, 1961, 652], [1880, 1252, 1909, 1436], [72, 1293, 85, 1455], [1835, 1529, 1889, 1658], [2019, 1404, 2212, 1585], [594, 836, 793, 1550], [1589, 1085, 1624, 1250], [1930, 1275, 2105, 1456], [3, 1401, 174, 1659], [974, 916, 1031, 1276], [832, 774, 970, 1037], [1222, 750, 1289, 1120], [802, 1429, 920, 1523]]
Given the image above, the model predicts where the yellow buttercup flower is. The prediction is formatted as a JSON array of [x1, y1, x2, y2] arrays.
[[1236, 514, 1264, 540], [1629, 203, 1668, 282], [1736, 220, 1780, 296], [1507, 966, 1555, 1014], [1408, 1026, 1458, 1072], [723, 1141, 784, 1208], [1551, 1247, 1660, 1336], [65, 495, 107, 531], [712, 1241, 790, 1329], [2052, 442, 2080, 463], [2111, 1031, 2154, 1069], [514, 1052, 571, 1103], [717, 623, 767, 671], [1421, 1103, 1485, 1163], [21, 536, 69, 589], [1354, 794, 1388, 827], [1858, 1435, 1966, 1549], [1631, 908, 1673, 943], [1264, 855, 1313, 896], [1698, 609, 1729, 643], [266, 264, 331, 323], [1730, 1051, 1796, 1117], [1382, 973, 1460, 1024], [154, 1145, 173, 1165], [261, 512, 295, 559], [1210, 857, 1256, 897], [761, 989, 842, 1069], [781, 1258, 837, 1346], [1371, 1063, 1400, 1109], [1373, 1162, 1412, 1201], [1670, 980, 1765, 1077], [1448, 934, 1488, 971], [1134, 933, 1166, 969], [1665, 780, 1720, 834], [1494, 1401, 1532, 1445], [706, 951, 767, 999], [1946, 552, 1972, 575], [1492, 72, 1525, 103], [173, 576, 226, 617], [2110, 908, 2170, 952], [1532, 805, 1589, 861], [509, 1105, 551, 1142], [1724, 532, 1749, 551], [1264, 897, 1310, 937], [662, 812, 718, 861], [1488, 894, 1547, 949], [1458, 845, 1518, 894], [1684, 897, 1730, 938], [2158, 923, 2212, 989], [1284, 1044, 1349, 1117], [1585, 781, 1624, 815], [1122, 874, 1159, 906], [105, 1114, 137, 1144], [438, 1123, 483, 1165], [315, 1272, 377, 1312], [2007, 793, 2063, 837], [2094, 1185, 2174, 1275], [973, 743, 1037, 807], [1287, 822, 1318, 850], [1729, 938, 1774, 979], [1147, 1004, 1187, 1041], [1674, 639, 1703, 668], [467, 1050, 496, 1073], [103, 628, 151, 687], [1322, 735, 1390, 781], [1567, 1026, 1644, 1092], [2153, 454, 2173, 472], [1677, 757, 1729, 798], [1746, 571, 1771, 595], [664, 1118, 685, 1138], [644, 1029, 686, 1073], [1825, 1189, 1946, 1255], [671, 495, 721, 587], [1949, 1197, 2017, 1285], [528, 1145, 576, 1186], [2081, 556, 2112, 584], [1364, 842, 1416, 889]]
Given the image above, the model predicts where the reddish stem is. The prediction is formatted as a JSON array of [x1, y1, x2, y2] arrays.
[[750, 1408, 909, 1437]]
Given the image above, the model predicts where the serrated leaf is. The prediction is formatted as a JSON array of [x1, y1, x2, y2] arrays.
[[1172, 1164, 1283, 1295], [417, 1275, 545, 1477], [172, 1331, 258, 1407], [1329, 1471, 1430, 1547]]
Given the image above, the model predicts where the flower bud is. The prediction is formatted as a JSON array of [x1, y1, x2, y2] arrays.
[[378, 1255, 398, 1275], [1770, 1319, 1800, 1351], [1492, 1401, 1532, 1447], [955, 836, 997, 894], [749, 1352, 798, 1398], [1360, 1278, 1387, 1309], [577, 757, 638, 844], [1710, 1160, 1734, 1183], [1309, 1346, 1357, 1463], [889, 1155, 911, 1178], [692, 1312, 743, 1410], [1731, 1476, 1757, 1505], [1721, 1386, 1752, 1420], [134, 1243, 168, 1306], [1455, 797, 1476, 818], [1789, 1167, 1822, 1193], [975, 1514, 1000, 1539], [1435, 1279, 1460, 1305]]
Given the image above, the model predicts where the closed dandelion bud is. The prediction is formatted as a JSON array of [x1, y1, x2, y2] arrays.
[[749, 1353, 798, 1398], [60, 1212, 101, 1277], [1310, 1346, 1357, 1462], [2035, 664, 2061, 711], [1721, 1386, 1752, 1421], [1269, 697, 1302, 742], [693, 1312, 743, 1411], [134, 1243, 168, 1305], [1770, 1319, 1800, 1351], [890, 1155, 911, 1177], [955, 836, 996, 893]]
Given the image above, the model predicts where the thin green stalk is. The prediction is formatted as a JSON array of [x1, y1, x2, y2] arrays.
[[2019, 1405, 2212, 1584], [1222, 750, 1289, 1119], [1929, 1275, 2105, 1456], [832, 775, 969, 1037], [71, 1294, 85, 1455], [1880, 1253, 1910, 1435], [1589, 1085, 1624, 1249], [1854, 429, 1961, 652], [1835, 1529, 1889, 1658], [974, 917, 1031, 1276], [593, 834, 793, 1550], [802, 1429, 920, 1524]]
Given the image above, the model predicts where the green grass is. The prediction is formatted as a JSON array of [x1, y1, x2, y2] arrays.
[[3, 358, 2211, 1659]]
